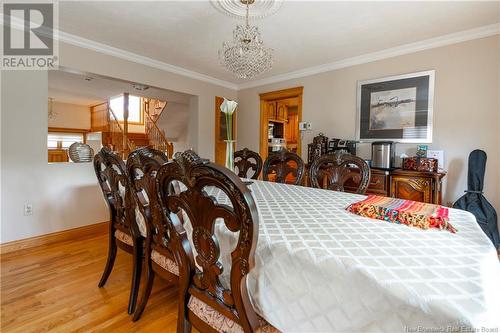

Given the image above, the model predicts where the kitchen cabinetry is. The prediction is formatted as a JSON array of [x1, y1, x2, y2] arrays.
[[267, 102, 277, 120], [267, 100, 290, 122]]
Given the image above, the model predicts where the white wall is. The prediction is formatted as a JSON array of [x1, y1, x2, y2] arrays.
[[156, 101, 190, 153], [187, 96, 200, 152], [237, 36, 500, 211], [1, 41, 236, 243], [48, 101, 91, 129], [1, 71, 108, 243]]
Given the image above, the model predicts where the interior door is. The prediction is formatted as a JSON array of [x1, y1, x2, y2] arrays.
[[214, 96, 237, 166]]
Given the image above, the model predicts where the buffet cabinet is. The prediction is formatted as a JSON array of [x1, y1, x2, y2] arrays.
[[304, 167, 446, 205], [389, 169, 445, 205]]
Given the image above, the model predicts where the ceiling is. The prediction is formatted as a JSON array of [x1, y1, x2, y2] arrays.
[[48, 70, 192, 106], [58, 1, 500, 85]]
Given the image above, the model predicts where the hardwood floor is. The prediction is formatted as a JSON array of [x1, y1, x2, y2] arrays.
[[1, 232, 180, 332]]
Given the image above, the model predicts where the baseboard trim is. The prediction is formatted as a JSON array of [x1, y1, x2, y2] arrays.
[[0, 221, 109, 255]]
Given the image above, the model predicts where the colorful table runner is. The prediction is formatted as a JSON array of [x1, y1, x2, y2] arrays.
[[346, 195, 457, 233]]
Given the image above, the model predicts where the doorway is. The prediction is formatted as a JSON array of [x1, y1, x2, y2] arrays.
[[259, 87, 303, 161]]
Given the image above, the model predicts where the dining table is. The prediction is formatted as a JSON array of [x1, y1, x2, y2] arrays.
[[197, 179, 500, 333]]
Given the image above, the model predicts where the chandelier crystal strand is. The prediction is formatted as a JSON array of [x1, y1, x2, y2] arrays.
[[219, 0, 273, 79]]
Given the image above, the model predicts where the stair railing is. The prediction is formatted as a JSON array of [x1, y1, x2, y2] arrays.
[[144, 98, 167, 122], [143, 103, 173, 158], [108, 106, 134, 158]]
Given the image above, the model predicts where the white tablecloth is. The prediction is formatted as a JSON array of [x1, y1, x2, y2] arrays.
[[203, 180, 500, 333]]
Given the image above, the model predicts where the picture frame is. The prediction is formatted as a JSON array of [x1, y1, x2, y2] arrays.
[[356, 70, 435, 143]]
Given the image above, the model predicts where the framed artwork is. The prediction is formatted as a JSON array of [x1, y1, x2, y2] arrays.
[[356, 70, 435, 143]]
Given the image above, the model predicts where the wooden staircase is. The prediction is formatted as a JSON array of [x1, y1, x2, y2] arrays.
[[142, 98, 173, 155], [91, 95, 173, 159]]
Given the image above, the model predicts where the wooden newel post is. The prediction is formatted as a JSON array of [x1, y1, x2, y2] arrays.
[[123, 93, 129, 158]]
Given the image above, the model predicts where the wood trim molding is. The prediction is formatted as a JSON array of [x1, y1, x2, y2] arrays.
[[0, 221, 109, 255], [48, 127, 90, 133], [259, 86, 304, 101], [90, 101, 108, 108]]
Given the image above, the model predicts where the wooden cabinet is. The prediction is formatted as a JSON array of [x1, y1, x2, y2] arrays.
[[390, 169, 445, 204], [276, 101, 288, 121], [48, 149, 69, 163], [345, 169, 444, 204], [267, 102, 277, 120], [267, 102, 287, 122], [391, 176, 431, 203], [303, 166, 445, 204], [267, 99, 295, 122], [344, 168, 390, 196]]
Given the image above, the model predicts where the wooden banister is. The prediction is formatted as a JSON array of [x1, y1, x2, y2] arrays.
[[108, 105, 134, 158], [143, 99, 173, 158]]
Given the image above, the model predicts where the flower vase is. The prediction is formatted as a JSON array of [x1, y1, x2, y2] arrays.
[[224, 140, 236, 172]]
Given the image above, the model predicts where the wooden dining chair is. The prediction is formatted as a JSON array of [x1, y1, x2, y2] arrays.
[[156, 150, 280, 333], [125, 147, 179, 321], [93, 147, 143, 315], [309, 152, 371, 194], [234, 148, 262, 179], [263, 149, 305, 185]]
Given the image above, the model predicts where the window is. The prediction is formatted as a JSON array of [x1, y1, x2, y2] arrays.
[[48, 132, 84, 149], [109, 95, 142, 123]]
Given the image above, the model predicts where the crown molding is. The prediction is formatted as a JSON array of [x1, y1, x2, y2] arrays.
[[2, 15, 238, 90], [237, 23, 500, 90], [56, 31, 239, 90], [3, 14, 498, 92]]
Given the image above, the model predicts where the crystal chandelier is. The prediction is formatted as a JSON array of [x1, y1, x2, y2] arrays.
[[219, 0, 273, 79]]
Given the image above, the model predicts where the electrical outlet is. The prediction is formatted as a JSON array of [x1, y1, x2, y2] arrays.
[[24, 203, 33, 216], [299, 122, 312, 131]]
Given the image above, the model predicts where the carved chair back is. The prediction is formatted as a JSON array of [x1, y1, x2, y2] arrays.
[[309, 152, 371, 194], [156, 150, 260, 332], [234, 148, 262, 179], [263, 149, 305, 185], [127, 147, 169, 238], [94, 147, 137, 236]]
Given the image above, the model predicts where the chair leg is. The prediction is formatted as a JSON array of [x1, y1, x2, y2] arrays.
[[177, 278, 191, 333], [128, 241, 143, 315], [132, 262, 155, 321], [98, 238, 117, 288], [177, 315, 192, 333]]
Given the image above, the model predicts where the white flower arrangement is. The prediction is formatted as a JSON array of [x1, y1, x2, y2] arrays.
[[220, 98, 238, 141]]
